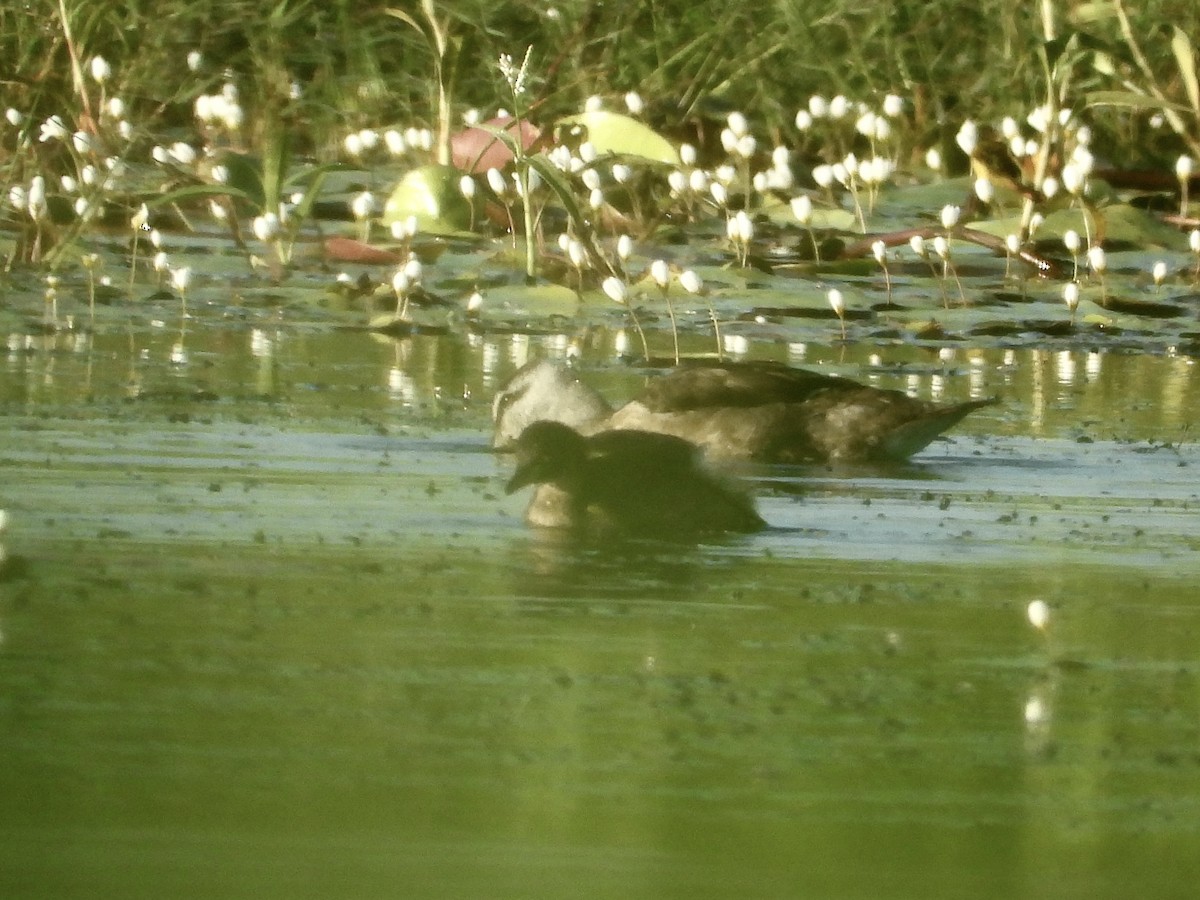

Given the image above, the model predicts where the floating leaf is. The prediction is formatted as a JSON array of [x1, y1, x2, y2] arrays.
[[382, 164, 473, 234], [556, 111, 680, 165], [324, 237, 400, 265], [451, 117, 541, 173]]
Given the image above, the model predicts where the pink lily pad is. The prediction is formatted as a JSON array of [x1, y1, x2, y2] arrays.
[[451, 116, 541, 173]]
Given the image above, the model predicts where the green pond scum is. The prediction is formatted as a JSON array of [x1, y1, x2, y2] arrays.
[[4, 2, 1200, 894], [1, 327, 1200, 898]]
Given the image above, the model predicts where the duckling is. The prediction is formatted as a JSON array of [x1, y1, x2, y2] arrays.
[[505, 421, 765, 536], [492, 360, 997, 464]]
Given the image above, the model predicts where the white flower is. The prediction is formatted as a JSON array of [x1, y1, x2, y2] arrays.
[[350, 191, 376, 220], [1062, 282, 1080, 311], [61, 174, 77, 192], [624, 92, 644, 116], [1006, 234, 1021, 255], [932, 235, 950, 259], [5, 108, 23, 127], [871, 240, 887, 264], [791, 194, 813, 225], [601, 276, 627, 304], [584, 94, 603, 112], [391, 270, 410, 295], [827, 288, 845, 316], [808, 95, 828, 118], [106, 97, 125, 118], [187, 50, 203, 71], [667, 170, 687, 194], [1063, 230, 1081, 253], [732, 210, 753, 242], [679, 270, 702, 294], [940, 205, 960, 229], [1060, 163, 1084, 196], [588, 188, 604, 209], [710, 182, 728, 206], [154, 251, 169, 272], [909, 235, 927, 258], [1191, 229, 1200, 254], [253, 213, 280, 242], [1176, 155, 1194, 181], [39, 115, 69, 142], [170, 142, 198, 166], [171, 266, 192, 292], [611, 163, 631, 184], [794, 110, 812, 130], [90, 56, 112, 84], [616, 234, 633, 261], [467, 290, 484, 313], [727, 111, 748, 137], [1087, 245, 1106, 274], [735, 134, 756, 159], [581, 168, 602, 192], [687, 169, 708, 193], [1153, 260, 1168, 284], [812, 164, 834, 188], [882, 94, 904, 117], [210, 164, 229, 184], [567, 239, 585, 269], [384, 129, 406, 156], [486, 167, 507, 196], [459, 175, 476, 199], [974, 177, 994, 204], [650, 259, 670, 288], [679, 144, 697, 167], [1040, 176, 1059, 199], [343, 133, 363, 157], [924, 147, 942, 172], [955, 120, 978, 157], [27, 176, 46, 219], [829, 95, 849, 119]]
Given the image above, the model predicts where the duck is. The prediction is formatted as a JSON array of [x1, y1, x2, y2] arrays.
[[492, 359, 997, 464], [505, 420, 766, 536]]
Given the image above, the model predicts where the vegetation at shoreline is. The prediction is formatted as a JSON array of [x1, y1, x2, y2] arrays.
[[3, 0, 1200, 354]]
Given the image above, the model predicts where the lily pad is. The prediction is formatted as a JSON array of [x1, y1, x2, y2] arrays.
[[382, 164, 474, 234], [451, 117, 541, 173], [556, 111, 680, 165]]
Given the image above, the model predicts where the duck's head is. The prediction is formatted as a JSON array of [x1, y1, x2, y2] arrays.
[[492, 361, 612, 450], [505, 420, 589, 494]]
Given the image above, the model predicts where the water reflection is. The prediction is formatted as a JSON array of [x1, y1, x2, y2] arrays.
[[2, 321, 1198, 442], [509, 528, 755, 603]]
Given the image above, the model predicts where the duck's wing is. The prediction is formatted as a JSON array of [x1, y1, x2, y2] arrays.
[[635, 361, 857, 411], [580, 429, 765, 535], [583, 428, 701, 471]]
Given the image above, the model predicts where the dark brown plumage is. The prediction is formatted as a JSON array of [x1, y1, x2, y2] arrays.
[[505, 421, 765, 536], [493, 360, 997, 464]]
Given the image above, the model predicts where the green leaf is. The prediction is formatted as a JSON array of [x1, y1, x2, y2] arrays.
[[556, 111, 680, 165], [1085, 90, 1185, 112], [1171, 26, 1200, 114], [382, 164, 473, 234]]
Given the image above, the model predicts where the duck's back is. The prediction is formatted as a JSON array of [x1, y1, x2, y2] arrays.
[[579, 430, 765, 535]]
